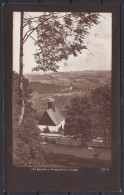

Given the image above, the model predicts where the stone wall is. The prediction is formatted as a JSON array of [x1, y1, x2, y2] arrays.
[[42, 135, 81, 147]]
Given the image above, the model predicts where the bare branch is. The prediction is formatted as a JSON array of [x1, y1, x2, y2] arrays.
[[28, 14, 39, 25], [23, 29, 36, 43], [23, 28, 35, 42], [29, 35, 42, 48]]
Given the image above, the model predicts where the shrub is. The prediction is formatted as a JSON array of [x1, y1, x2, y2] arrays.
[[58, 126, 64, 134], [12, 71, 45, 167], [43, 126, 50, 133]]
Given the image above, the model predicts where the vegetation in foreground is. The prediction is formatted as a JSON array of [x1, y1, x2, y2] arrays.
[[43, 153, 111, 168], [13, 71, 45, 167]]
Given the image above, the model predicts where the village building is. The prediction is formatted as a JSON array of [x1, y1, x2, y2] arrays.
[[38, 98, 65, 132]]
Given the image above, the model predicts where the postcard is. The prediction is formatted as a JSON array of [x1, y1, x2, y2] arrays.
[[3, 3, 121, 192]]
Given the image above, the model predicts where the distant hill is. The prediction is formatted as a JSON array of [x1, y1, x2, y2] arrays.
[[29, 70, 111, 120], [26, 71, 111, 94]]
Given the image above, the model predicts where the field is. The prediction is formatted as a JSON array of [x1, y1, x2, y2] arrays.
[[25, 70, 111, 118], [42, 152, 111, 168], [26, 70, 111, 92]]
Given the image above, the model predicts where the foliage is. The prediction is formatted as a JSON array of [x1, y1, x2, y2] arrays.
[[58, 126, 64, 134], [23, 12, 99, 73], [90, 81, 112, 148], [64, 81, 111, 147], [12, 72, 22, 123], [64, 96, 92, 143], [43, 126, 50, 133], [12, 71, 45, 167]]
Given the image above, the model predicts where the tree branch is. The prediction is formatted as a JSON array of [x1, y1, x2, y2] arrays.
[[28, 14, 39, 25], [23, 28, 35, 42], [29, 35, 42, 48]]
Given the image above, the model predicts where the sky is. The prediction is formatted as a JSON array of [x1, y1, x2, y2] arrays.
[[13, 12, 112, 75]]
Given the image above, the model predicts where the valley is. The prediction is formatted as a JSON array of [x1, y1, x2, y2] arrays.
[[25, 70, 111, 119]]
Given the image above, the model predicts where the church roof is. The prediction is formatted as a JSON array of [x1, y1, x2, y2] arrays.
[[46, 107, 65, 126], [39, 106, 65, 126]]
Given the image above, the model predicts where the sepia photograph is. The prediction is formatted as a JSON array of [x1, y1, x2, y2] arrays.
[[12, 11, 112, 169]]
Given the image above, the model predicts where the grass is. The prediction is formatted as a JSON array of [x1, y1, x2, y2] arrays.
[[44, 153, 111, 168], [30, 82, 66, 94], [40, 142, 111, 169]]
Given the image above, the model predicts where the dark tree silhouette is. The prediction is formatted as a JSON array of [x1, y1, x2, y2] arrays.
[[90, 81, 111, 148], [65, 81, 111, 148], [65, 96, 92, 144]]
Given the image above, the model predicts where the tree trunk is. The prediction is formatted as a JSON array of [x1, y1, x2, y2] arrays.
[[103, 115, 107, 149], [19, 12, 25, 125], [20, 12, 24, 85]]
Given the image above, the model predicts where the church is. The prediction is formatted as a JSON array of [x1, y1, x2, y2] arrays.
[[38, 98, 65, 132]]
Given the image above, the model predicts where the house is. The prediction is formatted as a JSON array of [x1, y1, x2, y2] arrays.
[[38, 98, 65, 132]]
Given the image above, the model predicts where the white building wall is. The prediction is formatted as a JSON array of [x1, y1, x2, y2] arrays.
[[38, 119, 65, 133]]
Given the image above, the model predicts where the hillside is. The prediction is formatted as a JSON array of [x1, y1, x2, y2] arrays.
[[25, 70, 111, 94], [25, 70, 111, 120]]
